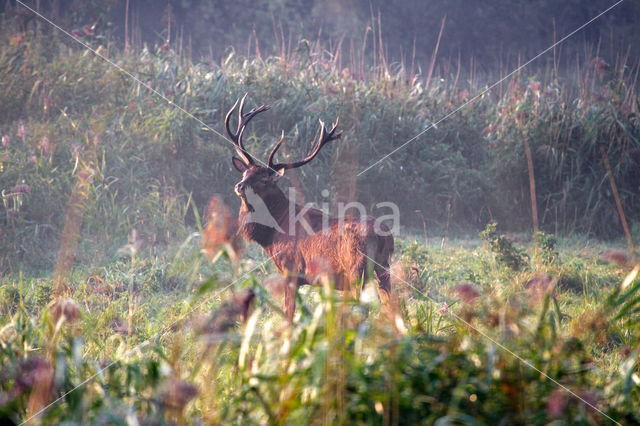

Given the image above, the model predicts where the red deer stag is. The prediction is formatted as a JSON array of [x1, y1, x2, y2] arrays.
[[225, 94, 394, 321]]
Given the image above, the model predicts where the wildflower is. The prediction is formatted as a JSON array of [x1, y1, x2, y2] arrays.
[[10, 34, 25, 46], [458, 89, 469, 101], [453, 283, 481, 304], [201, 196, 242, 261], [546, 389, 568, 417], [515, 111, 528, 124], [11, 183, 30, 194], [38, 136, 54, 157], [50, 298, 81, 324], [82, 25, 94, 36], [482, 124, 496, 135], [1, 135, 9, 147], [199, 289, 255, 338], [16, 357, 52, 391], [620, 345, 631, 357], [17, 122, 26, 141], [16, 356, 54, 413], [438, 302, 449, 315], [160, 378, 198, 411], [528, 81, 541, 95]]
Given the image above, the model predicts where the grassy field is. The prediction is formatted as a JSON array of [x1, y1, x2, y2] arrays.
[[1, 13, 639, 424], [1, 227, 639, 424]]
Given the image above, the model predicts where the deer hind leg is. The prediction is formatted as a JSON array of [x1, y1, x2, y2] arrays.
[[283, 276, 298, 323], [374, 235, 402, 329], [374, 261, 391, 305]]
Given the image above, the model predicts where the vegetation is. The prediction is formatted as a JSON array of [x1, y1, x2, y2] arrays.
[[1, 232, 639, 424], [1, 3, 639, 424]]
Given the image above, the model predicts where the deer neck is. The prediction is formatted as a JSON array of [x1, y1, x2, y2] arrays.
[[238, 185, 291, 247]]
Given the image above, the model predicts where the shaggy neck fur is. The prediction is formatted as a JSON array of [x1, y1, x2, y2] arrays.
[[238, 187, 290, 247]]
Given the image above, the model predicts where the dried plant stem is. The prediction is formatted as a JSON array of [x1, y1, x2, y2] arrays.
[[425, 16, 446, 90], [53, 136, 97, 295], [601, 146, 636, 261], [524, 140, 539, 234]]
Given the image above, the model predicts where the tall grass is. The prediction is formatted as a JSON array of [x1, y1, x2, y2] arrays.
[[1, 230, 639, 423], [2, 21, 639, 275]]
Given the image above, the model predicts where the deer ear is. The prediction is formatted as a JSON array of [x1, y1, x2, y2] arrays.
[[273, 167, 286, 177], [232, 156, 248, 172]]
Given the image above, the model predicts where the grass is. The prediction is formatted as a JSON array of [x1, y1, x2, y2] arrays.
[[1, 229, 639, 424], [0, 14, 639, 425]]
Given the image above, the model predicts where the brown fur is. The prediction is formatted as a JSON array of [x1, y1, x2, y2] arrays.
[[223, 95, 394, 321], [236, 165, 394, 320]]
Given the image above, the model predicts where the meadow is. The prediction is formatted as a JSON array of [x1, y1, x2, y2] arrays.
[[1, 13, 639, 425]]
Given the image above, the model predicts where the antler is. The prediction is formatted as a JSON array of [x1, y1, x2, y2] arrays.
[[224, 93, 269, 166], [268, 118, 341, 171]]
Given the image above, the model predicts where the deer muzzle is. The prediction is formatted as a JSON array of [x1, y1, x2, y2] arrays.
[[234, 181, 246, 196]]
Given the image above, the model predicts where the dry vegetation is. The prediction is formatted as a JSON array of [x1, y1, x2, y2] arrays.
[[0, 9, 639, 425]]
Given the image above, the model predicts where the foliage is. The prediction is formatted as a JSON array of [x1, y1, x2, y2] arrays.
[[535, 231, 559, 265], [1, 235, 639, 423], [1, 25, 639, 273], [0, 12, 639, 425], [480, 223, 529, 271]]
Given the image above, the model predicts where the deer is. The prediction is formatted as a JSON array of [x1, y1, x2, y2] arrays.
[[224, 94, 395, 321]]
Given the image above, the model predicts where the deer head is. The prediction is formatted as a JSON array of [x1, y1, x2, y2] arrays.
[[225, 94, 341, 203]]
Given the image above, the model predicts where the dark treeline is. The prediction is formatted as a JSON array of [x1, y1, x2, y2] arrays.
[[4, 0, 640, 72]]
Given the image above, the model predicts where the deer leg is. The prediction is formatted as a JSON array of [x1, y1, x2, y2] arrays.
[[283, 276, 297, 323], [374, 262, 392, 305], [374, 255, 404, 333]]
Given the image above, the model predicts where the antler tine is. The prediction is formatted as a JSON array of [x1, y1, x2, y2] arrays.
[[268, 131, 286, 168], [224, 94, 270, 166], [271, 118, 342, 171], [224, 97, 240, 142]]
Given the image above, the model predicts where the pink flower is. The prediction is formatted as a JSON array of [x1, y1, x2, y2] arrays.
[[17, 122, 26, 140], [528, 81, 541, 94], [11, 183, 30, 194], [453, 283, 480, 304], [1, 135, 9, 147], [547, 389, 568, 417], [438, 302, 449, 315], [38, 136, 54, 156]]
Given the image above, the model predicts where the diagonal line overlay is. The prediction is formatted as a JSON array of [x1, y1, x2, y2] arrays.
[[14, 0, 277, 172], [19, 251, 278, 425], [360, 251, 621, 425], [357, 0, 626, 177], [13, 0, 625, 424]]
